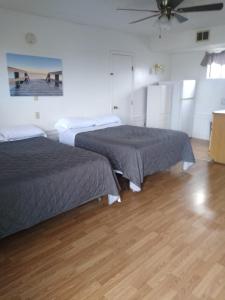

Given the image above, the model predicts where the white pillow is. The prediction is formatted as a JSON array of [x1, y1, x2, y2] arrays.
[[94, 115, 122, 126], [55, 117, 95, 131], [0, 125, 46, 141]]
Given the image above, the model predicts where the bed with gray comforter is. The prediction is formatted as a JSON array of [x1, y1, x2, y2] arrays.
[[0, 137, 119, 238], [75, 125, 195, 189]]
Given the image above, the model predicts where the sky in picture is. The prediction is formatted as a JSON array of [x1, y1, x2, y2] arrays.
[[7, 53, 62, 74]]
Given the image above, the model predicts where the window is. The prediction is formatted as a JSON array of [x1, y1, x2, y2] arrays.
[[207, 63, 225, 79]]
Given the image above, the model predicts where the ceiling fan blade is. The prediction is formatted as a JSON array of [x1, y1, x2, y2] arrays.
[[130, 14, 160, 24], [117, 8, 159, 13], [169, 0, 185, 9], [177, 3, 223, 13], [174, 13, 188, 23]]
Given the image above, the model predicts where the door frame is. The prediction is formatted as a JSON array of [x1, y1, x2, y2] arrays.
[[109, 50, 135, 123]]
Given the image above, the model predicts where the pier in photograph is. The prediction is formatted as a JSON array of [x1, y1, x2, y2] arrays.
[[10, 79, 63, 96]]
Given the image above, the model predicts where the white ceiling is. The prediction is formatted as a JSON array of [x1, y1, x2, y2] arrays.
[[0, 0, 225, 36]]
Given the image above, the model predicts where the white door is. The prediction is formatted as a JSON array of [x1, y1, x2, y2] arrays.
[[180, 99, 195, 136], [160, 85, 173, 129], [171, 80, 196, 137], [180, 80, 196, 137], [111, 53, 133, 124]]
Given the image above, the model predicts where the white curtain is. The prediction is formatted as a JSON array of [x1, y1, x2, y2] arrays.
[[201, 51, 225, 79]]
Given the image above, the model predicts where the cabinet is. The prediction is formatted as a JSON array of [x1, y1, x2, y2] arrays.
[[209, 110, 225, 164], [146, 84, 172, 129]]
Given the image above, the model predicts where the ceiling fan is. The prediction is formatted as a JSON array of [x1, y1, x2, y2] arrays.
[[117, 0, 224, 25]]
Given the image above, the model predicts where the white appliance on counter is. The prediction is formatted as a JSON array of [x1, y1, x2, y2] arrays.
[[146, 80, 197, 137]]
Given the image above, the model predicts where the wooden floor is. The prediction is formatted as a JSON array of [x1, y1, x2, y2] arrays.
[[1, 140, 225, 300], [191, 138, 211, 162]]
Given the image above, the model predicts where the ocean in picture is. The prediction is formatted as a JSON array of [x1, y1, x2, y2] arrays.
[[7, 53, 63, 96]]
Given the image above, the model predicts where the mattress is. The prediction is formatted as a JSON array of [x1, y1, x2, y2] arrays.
[[74, 125, 195, 188], [0, 137, 119, 238]]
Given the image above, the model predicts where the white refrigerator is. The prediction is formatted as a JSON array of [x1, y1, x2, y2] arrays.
[[146, 80, 197, 137]]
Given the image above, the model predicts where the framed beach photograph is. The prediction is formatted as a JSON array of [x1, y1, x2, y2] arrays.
[[7, 53, 63, 97]]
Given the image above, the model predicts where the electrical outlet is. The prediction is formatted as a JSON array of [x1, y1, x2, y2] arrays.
[[34, 96, 39, 101], [35, 112, 40, 119]]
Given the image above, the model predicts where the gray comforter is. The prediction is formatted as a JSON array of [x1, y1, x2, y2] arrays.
[[0, 137, 119, 238], [76, 125, 195, 188]]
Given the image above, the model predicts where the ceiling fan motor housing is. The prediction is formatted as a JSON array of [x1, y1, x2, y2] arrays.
[[161, 6, 172, 19]]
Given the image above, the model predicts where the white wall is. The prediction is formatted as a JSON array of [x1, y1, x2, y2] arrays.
[[170, 51, 225, 140], [150, 24, 225, 53], [0, 8, 171, 130], [149, 22, 225, 140], [170, 51, 206, 80], [193, 80, 225, 140]]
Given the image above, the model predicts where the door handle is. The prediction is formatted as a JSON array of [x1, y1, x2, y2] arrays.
[[113, 106, 119, 110]]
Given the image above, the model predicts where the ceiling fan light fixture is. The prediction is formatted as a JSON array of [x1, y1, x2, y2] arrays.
[[156, 15, 172, 31], [159, 14, 169, 24]]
